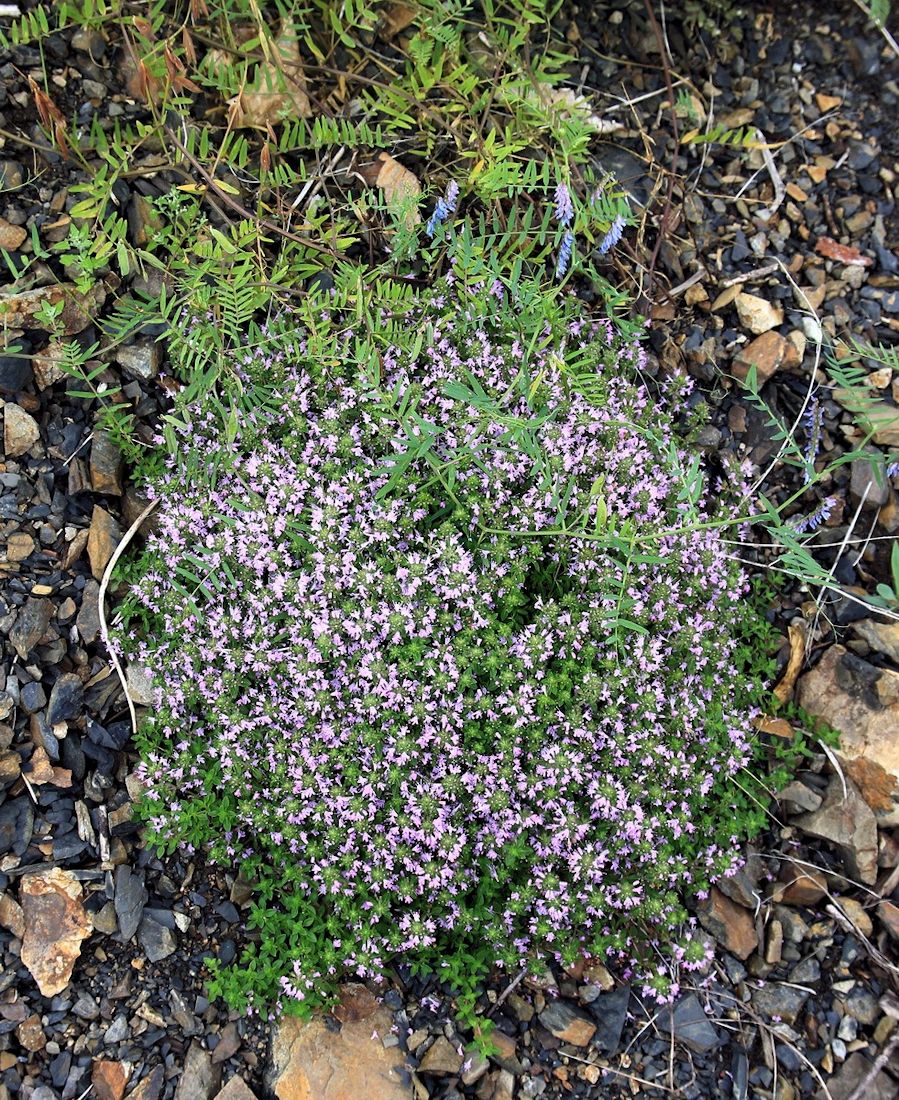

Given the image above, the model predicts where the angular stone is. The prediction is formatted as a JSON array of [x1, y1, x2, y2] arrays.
[[751, 982, 810, 1025], [0, 891, 25, 938], [210, 1022, 241, 1064], [538, 1001, 596, 1046], [735, 292, 784, 335], [770, 864, 828, 906], [92, 1061, 130, 1100], [778, 781, 823, 814], [4, 401, 40, 456], [175, 1043, 222, 1100], [9, 597, 53, 658], [32, 342, 68, 389], [114, 866, 147, 942], [116, 341, 161, 381], [732, 330, 789, 385], [125, 662, 155, 705], [129, 1066, 165, 1100], [87, 505, 122, 580], [797, 646, 899, 823], [816, 1051, 896, 1100], [794, 775, 878, 885], [16, 1013, 46, 1052], [658, 994, 720, 1053], [0, 282, 105, 335], [851, 619, 899, 664], [213, 1080, 257, 1100], [0, 749, 21, 788], [139, 915, 177, 962], [76, 578, 102, 644], [835, 897, 873, 938], [269, 984, 410, 1100], [20, 867, 92, 995], [90, 430, 124, 495], [47, 672, 84, 725], [0, 217, 26, 250], [695, 887, 758, 960], [850, 451, 891, 507], [586, 985, 629, 1054], [418, 1036, 463, 1075]]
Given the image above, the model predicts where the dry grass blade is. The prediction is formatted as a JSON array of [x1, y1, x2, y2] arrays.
[[98, 500, 159, 736]]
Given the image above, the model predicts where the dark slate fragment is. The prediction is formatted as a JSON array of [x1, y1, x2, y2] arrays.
[[586, 985, 630, 1054], [47, 673, 84, 725], [657, 994, 721, 1054], [139, 915, 177, 961], [20, 681, 47, 713], [114, 866, 147, 941], [9, 597, 53, 658]]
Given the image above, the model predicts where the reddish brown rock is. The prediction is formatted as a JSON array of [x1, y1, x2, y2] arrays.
[[269, 984, 410, 1100], [418, 1036, 463, 1075], [3, 401, 40, 456], [769, 864, 828, 906], [213, 1079, 257, 1100], [92, 1060, 130, 1100], [20, 867, 92, 995], [732, 330, 790, 384], [0, 217, 26, 250], [696, 887, 759, 959], [16, 1014, 46, 1052], [797, 646, 899, 824], [87, 505, 122, 581]]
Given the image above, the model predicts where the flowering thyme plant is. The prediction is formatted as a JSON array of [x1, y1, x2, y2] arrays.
[[130, 279, 766, 1013]]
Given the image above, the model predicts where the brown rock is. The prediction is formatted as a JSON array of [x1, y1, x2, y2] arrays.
[[32, 342, 68, 389], [90, 430, 124, 495], [4, 401, 40, 456], [696, 887, 759, 959], [16, 1013, 46, 1052], [797, 645, 899, 823], [794, 775, 878, 885], [269, 984, 410, 1100], [0, 750, 21, 788], [0, 892, 25, 938], [734, 292, 784, 335], [213, 1080, 257, 1100], [866, 401, 899, 447], [877, 900, 899, 940], [0, 217, 26, 250], [537, 1001, 596, 1046], [6, 531, 34, 562], [418, 1036, 463, 1075], [87, 505, 122, 580], [0, 283, 105, 336], [92, 1061, 130, 1100], [20, 867, 92, 995], [210, 1022, 241, 1064], [770, 864, 828, 906], [732, 331, 789, 385], [835, 897, 873, 938], [777, 781, 823, 814]]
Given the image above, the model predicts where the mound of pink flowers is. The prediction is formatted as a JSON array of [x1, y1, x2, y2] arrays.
[[132, 286, 755, 1006]]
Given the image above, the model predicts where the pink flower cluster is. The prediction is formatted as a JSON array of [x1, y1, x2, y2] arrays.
[[132, 290, 753, 1002]]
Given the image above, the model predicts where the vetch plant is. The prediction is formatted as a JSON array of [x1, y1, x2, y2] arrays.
[[128, 272, 772, 1016]]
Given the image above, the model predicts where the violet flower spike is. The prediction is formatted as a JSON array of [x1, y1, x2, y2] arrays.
[[426, 181, 460, 238], [599, 213, 626, 255], [886, 460, 899, 478], [791, 495, 836, 534], [556, 229, 575, 279], [554, 182, 574, 227], [803, 398, 824, 483]]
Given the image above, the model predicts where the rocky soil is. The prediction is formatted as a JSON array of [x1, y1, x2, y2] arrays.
[[2, 2, 899, 1100]]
